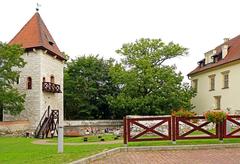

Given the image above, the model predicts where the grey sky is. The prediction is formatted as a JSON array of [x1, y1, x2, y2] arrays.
[[1, 0, 240, 81]]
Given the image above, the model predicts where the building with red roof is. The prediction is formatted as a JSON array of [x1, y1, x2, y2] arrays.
[[3, 12, 65, 138], [188, 36, 240, 114]]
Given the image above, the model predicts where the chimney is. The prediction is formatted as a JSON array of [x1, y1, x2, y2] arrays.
[[222, 38, 229, 58], [224, 38, 230, 43]]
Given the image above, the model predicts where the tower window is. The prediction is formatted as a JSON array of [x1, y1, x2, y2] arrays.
[[50, 75, 55, 83], [27, 77, 32, 89], [43, 77, 46, 82], [16, 75, 20, 84]]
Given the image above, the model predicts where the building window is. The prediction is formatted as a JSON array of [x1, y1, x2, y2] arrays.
[[16, 75, 20, 84], [27, 77, 32, 89], [209, 74, 215, 91], [50, 75, 55, 83], [222, 71, 230, 89], [192, 79, 198, 92], [43, 77, 46, 82], [214, 96, 221, 110]]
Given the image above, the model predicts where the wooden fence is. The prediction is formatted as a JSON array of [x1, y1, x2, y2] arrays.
[[123, 115, 240, 144]]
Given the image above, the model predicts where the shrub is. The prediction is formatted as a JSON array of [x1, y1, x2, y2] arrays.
[[172, 109, 196, 118], [204, 110, 227, 123]]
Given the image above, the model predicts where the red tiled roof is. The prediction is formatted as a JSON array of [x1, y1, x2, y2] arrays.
[[9, 12, 65, 61], [188, 35, 240, 76]]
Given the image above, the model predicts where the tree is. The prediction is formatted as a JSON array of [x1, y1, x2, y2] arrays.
[[64, 55, 119, 120], [0, 42, 26, 118], [108, 38, 195, 118]]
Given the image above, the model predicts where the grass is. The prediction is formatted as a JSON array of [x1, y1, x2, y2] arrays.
[[0, 137, 121, 164], [1, 136, 240, 164], [50, 134, 122, 143]]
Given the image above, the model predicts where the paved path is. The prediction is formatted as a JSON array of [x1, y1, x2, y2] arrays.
[[91, 148, 240, 164]]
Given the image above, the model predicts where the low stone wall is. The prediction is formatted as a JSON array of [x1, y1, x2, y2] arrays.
[[0, 120, 31, 136], [64, 120, 123, 137]]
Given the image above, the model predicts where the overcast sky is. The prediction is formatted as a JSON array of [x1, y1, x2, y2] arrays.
[[1, 0, 240, 81]]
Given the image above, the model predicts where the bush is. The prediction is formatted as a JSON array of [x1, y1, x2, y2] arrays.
[[172, 109, 196, 117], [204, 110, 227, 123]]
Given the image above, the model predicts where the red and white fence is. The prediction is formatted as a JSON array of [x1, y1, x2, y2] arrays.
[[123, 115, 240, 144]]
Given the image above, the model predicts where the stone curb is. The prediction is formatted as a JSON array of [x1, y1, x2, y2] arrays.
[[69, 143, 240, 164]]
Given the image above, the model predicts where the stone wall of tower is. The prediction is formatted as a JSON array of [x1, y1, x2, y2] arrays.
[[3, 50, 42, 129], [40, 50, 64, 126], [3, 49, 64, 129]]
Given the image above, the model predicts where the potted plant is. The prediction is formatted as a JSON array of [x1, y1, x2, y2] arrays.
[[204, 110, 227, 123]]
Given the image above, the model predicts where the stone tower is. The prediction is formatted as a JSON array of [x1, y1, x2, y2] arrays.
[[3, 12, 65, 130]]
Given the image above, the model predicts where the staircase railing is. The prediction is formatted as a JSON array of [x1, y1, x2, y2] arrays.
[[34, 106, 50, 137], [34, 106, 59, 138]]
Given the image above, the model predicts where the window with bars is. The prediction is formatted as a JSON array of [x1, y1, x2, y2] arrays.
[[192, 79, 198, 92], [214, 96, 221, 110], [221, 71, 230, 89], [209, 75, 215, 91]]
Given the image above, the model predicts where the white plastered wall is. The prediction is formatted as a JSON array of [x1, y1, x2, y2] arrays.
[[191, 62, 240, 115]]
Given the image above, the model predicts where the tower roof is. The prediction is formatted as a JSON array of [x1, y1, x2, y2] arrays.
[[9, 12, 65, 61]]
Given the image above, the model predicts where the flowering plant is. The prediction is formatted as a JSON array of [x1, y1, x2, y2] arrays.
[[172, 109, 196, 118], [204, 110, 227, 123]]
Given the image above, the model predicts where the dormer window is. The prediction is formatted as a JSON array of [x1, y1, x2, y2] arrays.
[[212, 53, 222, 63], [48, 40, 54, 46], [198, 59, 205, 67], [45, 34, 54, 46]]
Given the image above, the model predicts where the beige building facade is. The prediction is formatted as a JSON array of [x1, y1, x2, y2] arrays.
[[189, 36, 240, 115]]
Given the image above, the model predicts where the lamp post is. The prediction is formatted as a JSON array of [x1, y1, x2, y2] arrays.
[[58, 126, 64, 153]]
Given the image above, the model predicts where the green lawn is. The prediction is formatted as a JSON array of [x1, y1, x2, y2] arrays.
[[1, 136, 240, 164], [0, 137, 121, 164], [50, 134, 122, 143]]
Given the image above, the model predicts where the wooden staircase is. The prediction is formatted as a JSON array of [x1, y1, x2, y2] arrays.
[[35, 106, 59, 139]]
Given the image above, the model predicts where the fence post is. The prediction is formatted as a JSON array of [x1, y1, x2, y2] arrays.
[[172, 115, 176, 144], [218, 122, 223, 143], [123, 117, 128, 146]]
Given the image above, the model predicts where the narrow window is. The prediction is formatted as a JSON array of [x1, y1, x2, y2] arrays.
[[214, 96, 221, 110], [50, 75, 55, 83], [16, 75, 20, 84], [209, 75, 215, 91], [43, 77, 46, 82], [27, 77, 32, 89], [222, 71, 230, 89], [192, 79, 198, 92]]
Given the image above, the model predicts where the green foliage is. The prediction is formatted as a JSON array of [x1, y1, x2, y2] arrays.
[[0, 42, 26, 115], [172, 108, 196, 117], [204, 110, 227, 123], [64, 55, 119, 119], [108, 38, 196, 118]]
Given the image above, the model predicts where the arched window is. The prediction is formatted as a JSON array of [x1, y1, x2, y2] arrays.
[[27, 77, 32, 89], [43, 77, 46, 82], [50, 75, 55, 83]]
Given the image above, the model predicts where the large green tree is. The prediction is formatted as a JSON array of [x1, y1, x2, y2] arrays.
[[64, 55, 119, 120], [0, 42, 26, 119], [108, 38, 195, 118]]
